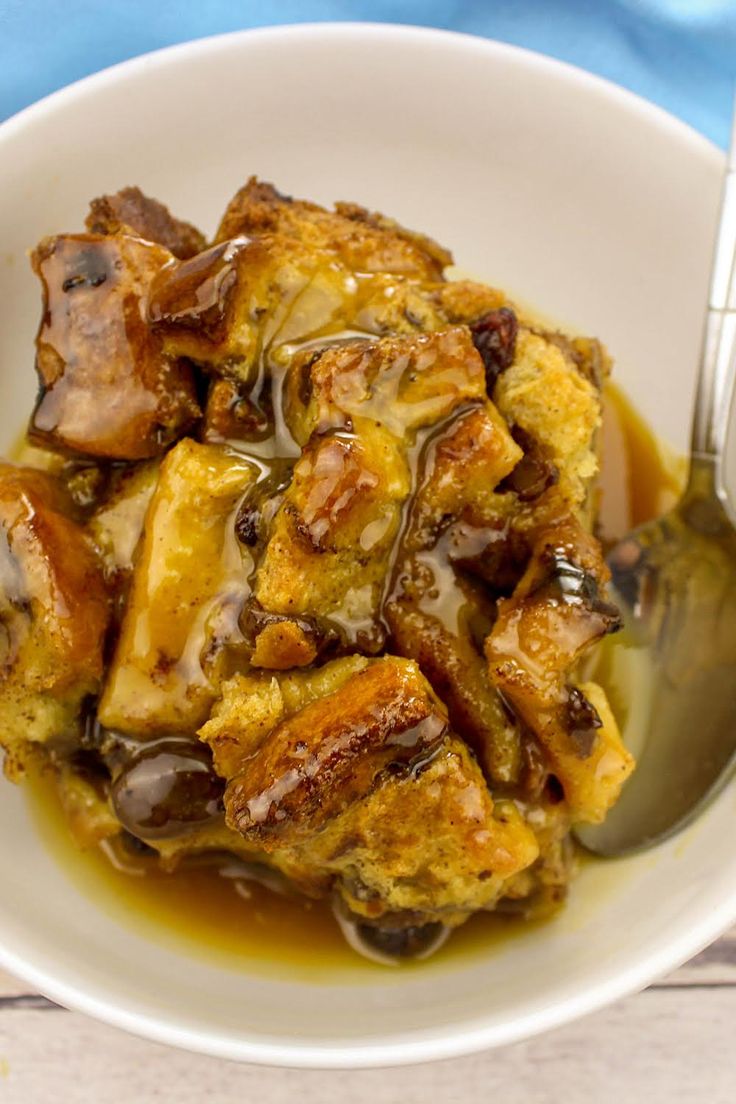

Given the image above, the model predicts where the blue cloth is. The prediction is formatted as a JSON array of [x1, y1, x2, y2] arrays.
[[0, 0, 734, 145]]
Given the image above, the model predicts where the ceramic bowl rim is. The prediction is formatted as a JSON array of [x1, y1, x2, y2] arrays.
[[0, 22, 730, 1069]]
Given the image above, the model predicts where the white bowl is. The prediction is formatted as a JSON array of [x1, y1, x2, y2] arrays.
[[0, 23, 732, 1068]]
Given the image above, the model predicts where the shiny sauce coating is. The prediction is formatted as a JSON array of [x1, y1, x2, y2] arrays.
[[25, 385, 680, 974]]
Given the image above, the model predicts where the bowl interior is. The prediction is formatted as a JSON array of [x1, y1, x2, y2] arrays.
[[0, 25, 733, 1067]]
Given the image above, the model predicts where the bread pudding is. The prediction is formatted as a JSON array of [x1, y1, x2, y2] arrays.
[[0, 181, 634, 962]]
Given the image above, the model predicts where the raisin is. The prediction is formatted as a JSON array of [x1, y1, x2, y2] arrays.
[[498, 426, 559, 502], [234, 502, 259, 546], [565, 687, 602, 758], [470, 307, 518, 394], [120, 831, 157, 857], [545, 774, 565, 804], [240, 599, 326, 653], [111, 738, 224, 840], [297, 350, 322, 406], [354, 919, 447, 960], [533, 550, 622, 628], [61, 244, 111, 292]]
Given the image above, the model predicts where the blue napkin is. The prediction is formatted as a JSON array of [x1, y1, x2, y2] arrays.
[[0, 0, 734, 145]]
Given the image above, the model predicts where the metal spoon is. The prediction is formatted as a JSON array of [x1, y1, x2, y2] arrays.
[[576, 111, 736, 857]]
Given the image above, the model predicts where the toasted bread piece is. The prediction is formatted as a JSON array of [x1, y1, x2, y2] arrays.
[[0, 466, 109, 775], [148, 235, 359, 382], [385, 402, 523, 783], [433, 280, 509, 324], [485, 517, 633, 821], [493, 328, 602, 528], [252, 424, 409, 652], [405, 402, 521, 546], [386, 600, 522, 786], [200, 656, 538, 921], [222, 657, 447, 843], [87, 461, 160, 589], [98, 440, 257, 735], [200, 655, 369, 779], [285, 327, 487, 445], [248, 619, 318, 670], [535, 330, 612, 390], [30, 234, 200, 459], [86, 186, 206, 259], [320, 744, 538, 920], [216, 178, 451, 279]]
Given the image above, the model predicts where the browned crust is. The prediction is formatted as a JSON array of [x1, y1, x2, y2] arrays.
[[285, 326, 487, 443], [250, 621, 318, 670], [225, 659, 448, 843], [0, 464, 110, 691], [201, 379, 270, 443], [215, 176, 451, 278], [29, 234, 200, 460], [386, 602, 520, 785], [485, 516, 631, 820], [86, 186, 206, 259]]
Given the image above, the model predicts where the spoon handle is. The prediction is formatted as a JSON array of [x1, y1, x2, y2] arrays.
[[691, 104, 736, 473]]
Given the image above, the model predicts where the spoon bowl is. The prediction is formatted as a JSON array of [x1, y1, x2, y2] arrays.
[[577, 459, 736, 854], [578, 110, 736, 855]]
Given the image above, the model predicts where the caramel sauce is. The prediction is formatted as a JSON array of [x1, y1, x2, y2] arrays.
[[96, 442, 257, 736], [597, 385, 684, 544], [23, 382, 681, 976]]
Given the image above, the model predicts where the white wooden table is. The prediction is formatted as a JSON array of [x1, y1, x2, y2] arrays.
[[1, 928, 735, 1102]]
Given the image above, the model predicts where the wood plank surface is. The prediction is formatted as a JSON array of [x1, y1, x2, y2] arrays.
[[1, 927, 735, 1103]]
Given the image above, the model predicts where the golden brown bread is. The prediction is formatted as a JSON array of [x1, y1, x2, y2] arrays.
[[30, 234, 200, 459], [492, 328, 603, 531], [148, 235, 358, 383], [384, 402, 523, 783], [284, 327, 487, 444], [98, 440, 257, 735], [215, 177, 451, 278], [5, 177, 633, 956], [86, 186, 207, 259], [200, 657, 539, 921], [0, 465, 109, 774], [224, 657, 448, 843], [200, 656, 371, 780], [386, 600, 522, 786], [485, 517, 634, 821], [402, 401, 521, 543], [306, 743, 539, 921], [251, 424, 409, 655]]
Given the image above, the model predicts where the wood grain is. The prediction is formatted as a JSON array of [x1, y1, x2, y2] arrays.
[[0, 926, 735, 1103], [0, 985, 734, 1103], [657, 925, 736, 987]]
